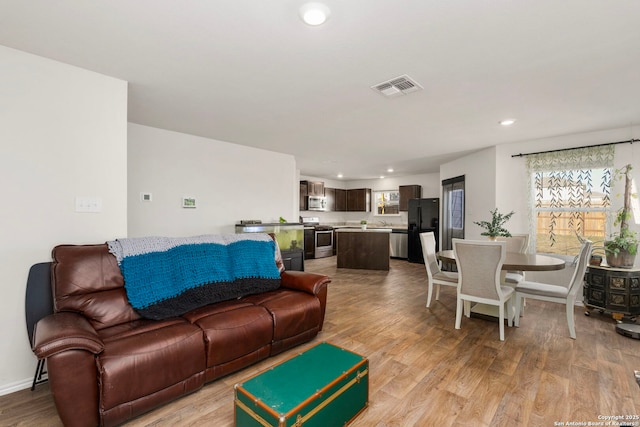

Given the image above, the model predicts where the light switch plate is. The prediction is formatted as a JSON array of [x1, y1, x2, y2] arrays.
[[141, 192, 152, 202], [75, 197, 102, 213]]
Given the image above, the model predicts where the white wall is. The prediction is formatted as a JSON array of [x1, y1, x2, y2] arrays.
[[128, 124, 298, 236], [299, 173, 440, 225], [0, 46, 128, 394]]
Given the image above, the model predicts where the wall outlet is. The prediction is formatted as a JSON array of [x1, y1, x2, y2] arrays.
[[75, 197, 102, 213]]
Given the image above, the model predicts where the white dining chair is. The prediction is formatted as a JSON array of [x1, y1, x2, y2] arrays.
[[498, 233, 529, 285], [453, 239, 514, 341], [514, 240, 592, 339], [420, 232, 458, 308]]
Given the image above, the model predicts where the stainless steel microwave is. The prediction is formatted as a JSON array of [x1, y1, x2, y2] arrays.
[[308, 196, 327, 211]]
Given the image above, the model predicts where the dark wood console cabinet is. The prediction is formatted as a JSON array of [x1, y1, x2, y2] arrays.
[[584, 265, 640, 317]]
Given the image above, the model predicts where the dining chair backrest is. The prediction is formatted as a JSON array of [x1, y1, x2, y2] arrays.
[[420, 232, 440, 279], [567, 240, 592, 298], [498, 234, 529, 254], [453, 239, 506, 300]]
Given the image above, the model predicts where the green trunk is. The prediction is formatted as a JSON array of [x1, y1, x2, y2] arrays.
[[235, 342, 368, 427]]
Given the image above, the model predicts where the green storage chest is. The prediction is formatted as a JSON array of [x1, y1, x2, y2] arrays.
[[234, 342, 368, 427]]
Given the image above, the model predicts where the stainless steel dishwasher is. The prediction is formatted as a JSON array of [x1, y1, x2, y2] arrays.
[[390, 229, 408, 259]]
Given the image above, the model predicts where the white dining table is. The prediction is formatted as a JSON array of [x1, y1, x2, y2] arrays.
[[436, 250, 566, 272], [436, 250, 566, 320]]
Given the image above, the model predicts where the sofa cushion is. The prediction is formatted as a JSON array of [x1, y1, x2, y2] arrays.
[[52, 244, 141, 330], [97, 317, 187, 341], [97, 320, 205, 411], [184, 304, 274, 367], [242, 290, 321, 341]]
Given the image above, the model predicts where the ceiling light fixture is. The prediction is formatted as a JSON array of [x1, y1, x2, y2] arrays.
[[499, 119, 516, 126], [337, 173, 343, 178], [299, 3, 330, 26], [387, 168, 394, 173], [380, 176, 385, 179]]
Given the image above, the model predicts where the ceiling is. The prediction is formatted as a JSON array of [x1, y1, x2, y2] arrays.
[[2, 1, 639, 180]]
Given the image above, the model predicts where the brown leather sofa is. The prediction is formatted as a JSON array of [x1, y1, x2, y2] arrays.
[[32, 243, 330, 427]]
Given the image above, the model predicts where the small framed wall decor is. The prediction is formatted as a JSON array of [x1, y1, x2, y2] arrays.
[[182, 197, 197, 208]]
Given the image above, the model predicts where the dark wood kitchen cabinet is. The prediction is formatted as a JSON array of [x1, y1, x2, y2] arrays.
[[300, 180, 324, 197], [399, 185, 422, 211], [324, 188, 347, 212], [299, 182, 308, 211], [325, 188, 335, 211], [334, 189, 347, 211], [346, 188, 371, 212]]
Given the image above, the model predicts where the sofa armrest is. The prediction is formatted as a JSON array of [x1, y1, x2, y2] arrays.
[[32, 312, 104, 359], [280, 270, 330, 295]]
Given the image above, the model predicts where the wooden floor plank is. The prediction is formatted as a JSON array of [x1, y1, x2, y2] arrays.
[[2, 256, 639, 426]]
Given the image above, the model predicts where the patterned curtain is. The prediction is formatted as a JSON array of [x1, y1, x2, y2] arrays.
[[526, 145, 615, 248]]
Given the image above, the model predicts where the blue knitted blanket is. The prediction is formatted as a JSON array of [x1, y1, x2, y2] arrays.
[[107, 234, 281, 320]]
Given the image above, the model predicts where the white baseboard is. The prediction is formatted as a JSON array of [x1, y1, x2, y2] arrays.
[[0, 377, 38, 396]]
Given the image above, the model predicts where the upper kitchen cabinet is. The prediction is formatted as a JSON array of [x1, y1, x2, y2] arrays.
[[347, 188, 371, 212], [399, 185, 422, 211], [301, 180, 324, 197], [335, 188, 347, 211], [325, 188, 335, 211], [299, 182, 308, 211], [325, 188, 347, 212]]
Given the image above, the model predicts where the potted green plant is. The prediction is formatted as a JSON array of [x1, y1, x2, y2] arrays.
[[474, 208, 515, 240], [360, 220, 367, 230], [604, 164, 638, 268]]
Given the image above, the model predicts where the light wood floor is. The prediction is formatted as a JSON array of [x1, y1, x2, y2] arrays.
[[2, 257, 640, 427]]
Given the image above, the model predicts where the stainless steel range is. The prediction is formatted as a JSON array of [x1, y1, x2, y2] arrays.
[[301, 217, 334, 259]]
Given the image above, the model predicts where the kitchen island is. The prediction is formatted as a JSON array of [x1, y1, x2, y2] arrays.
[[335, 228, 391, 271]]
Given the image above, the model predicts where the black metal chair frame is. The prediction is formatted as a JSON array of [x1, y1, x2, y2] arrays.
[[25, 262, 53, 390]]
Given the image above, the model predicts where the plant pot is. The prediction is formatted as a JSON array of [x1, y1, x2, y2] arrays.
[[487, 236, 497, 241], [589, 255, 602, 266], [361, 224, 367, 230], [606, 247, 637, 268]]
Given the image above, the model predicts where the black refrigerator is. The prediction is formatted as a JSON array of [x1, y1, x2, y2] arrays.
[[407, 198, 440, 263]]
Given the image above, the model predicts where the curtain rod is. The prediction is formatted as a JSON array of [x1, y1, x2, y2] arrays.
[[511, 138, 639, 158]]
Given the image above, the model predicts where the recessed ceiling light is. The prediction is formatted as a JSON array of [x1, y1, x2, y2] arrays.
[[380, 176, 385, 179], [299, 3, 330, 26], [499, 119, 516, 126], [337, 173, 343, 178], [387, 168, 394, 173]]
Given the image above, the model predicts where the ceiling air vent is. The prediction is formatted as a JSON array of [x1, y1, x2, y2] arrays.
[[371, 75, 423, 97]]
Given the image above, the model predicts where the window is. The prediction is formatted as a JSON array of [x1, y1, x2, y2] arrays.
[[372, 190, 400, 216], [449, 189, 464, 230], [527, 146, 614, 256]]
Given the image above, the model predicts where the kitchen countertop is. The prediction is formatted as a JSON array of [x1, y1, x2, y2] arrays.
[[335, 228, 392, 233], [236, 223, 303, 227], [330, 223, 406, 228]]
